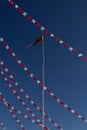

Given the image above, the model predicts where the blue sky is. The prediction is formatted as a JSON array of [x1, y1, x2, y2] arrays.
[[0, 0, 87, 130]]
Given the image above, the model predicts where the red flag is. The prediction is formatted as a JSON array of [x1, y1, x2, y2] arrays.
[[26, 35, 44, 48]]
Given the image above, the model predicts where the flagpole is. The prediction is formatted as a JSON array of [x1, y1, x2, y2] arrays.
[[26, 35, 45, 129], [42, 35, 45, 130]]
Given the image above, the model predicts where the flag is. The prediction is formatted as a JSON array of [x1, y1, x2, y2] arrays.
[[26, 35, 44, 48]]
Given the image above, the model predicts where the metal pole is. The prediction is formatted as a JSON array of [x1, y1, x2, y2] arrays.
[[42, 35, 45, 130]]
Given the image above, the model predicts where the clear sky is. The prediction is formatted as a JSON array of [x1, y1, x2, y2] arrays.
[[0, 0, 87, 130]]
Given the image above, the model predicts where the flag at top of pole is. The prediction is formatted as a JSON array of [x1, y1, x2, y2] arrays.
[[26, 35, 44, 48]]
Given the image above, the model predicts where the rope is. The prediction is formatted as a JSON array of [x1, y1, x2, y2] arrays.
[[7, 0, 87, 60], [0, 59, 63, 130], [0, 36, 87, 123]]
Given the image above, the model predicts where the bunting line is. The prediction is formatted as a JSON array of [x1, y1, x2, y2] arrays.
[[7, 0, 87, 60], [0, 37, 87, 123], [0, 120, 6, 130], [0, 59, 63, 130], [0, 93, 48, 129], [1, 1, 87, 130], [0, 93, 25, 130], [8, 110, 25, 130], [0, 68, 49, 130]]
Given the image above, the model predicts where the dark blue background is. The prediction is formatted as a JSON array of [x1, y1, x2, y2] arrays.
[[0, 0, 87, 130]]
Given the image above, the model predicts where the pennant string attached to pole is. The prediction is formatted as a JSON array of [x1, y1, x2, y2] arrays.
[[0, 93, 48, 129], [0, 1, 86, 130], [0, 36, 87, 123], [0, 58, 63, 130], [7, 0, 87, 60], [0, 68, 49, 130]]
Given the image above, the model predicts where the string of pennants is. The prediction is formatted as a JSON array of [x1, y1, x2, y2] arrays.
[[0, 69, 50, 130], [0, 0, 87, 130], [0, 59, 63, 130], [0, 36, 87, 124], [0, 92, 26, 130], [0, 92, 53, 130], [8, 0, 87, 61], [0, 119, 6, 130]]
